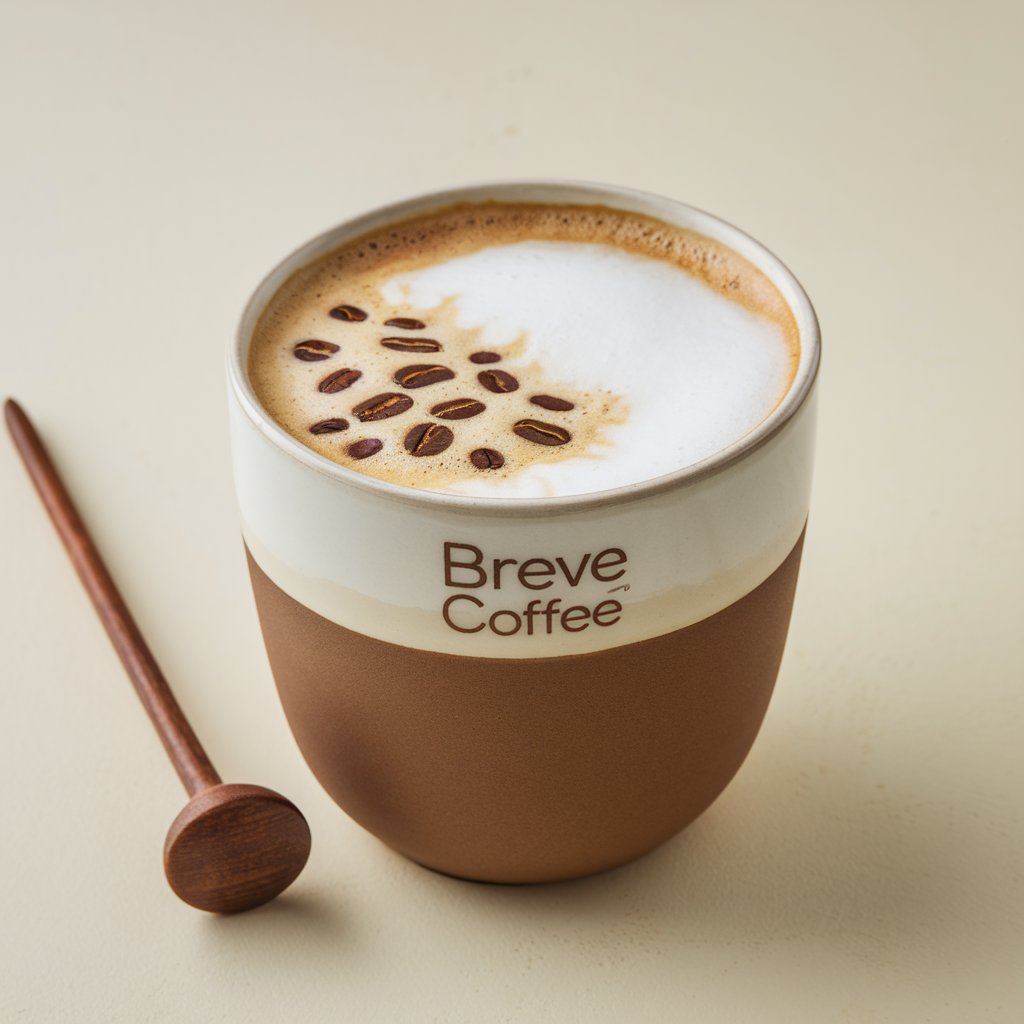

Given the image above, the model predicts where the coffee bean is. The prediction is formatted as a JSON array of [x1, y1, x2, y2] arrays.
[[329, 304, 368, 322], [309, 418, 349, 434], [478, 369, 519, 393], [529, 394, 575, 412], [293, 339, 339, 362], [384, 317, 426, 330], [469, 351, 501, 364], [404, 422, 454, 457], [430, 398, 486, 420], [381, 337, 442, 353], [348, 438, 383, 459], [352, 393, 414, 421], [393, 364, 455, 389], [513, 419, 572, 446], [470, 448, 505, 470], [318, 368, 362, 393]]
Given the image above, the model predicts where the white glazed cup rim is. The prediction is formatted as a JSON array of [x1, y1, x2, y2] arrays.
[[229, 179, 820, 518]]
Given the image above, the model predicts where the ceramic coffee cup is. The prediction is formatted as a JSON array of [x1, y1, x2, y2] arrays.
[[228, 181, 819, 883]]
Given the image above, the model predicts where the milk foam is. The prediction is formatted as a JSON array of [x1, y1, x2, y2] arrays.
[[381, 242, 788, 497], [248, 202, 799, 499]]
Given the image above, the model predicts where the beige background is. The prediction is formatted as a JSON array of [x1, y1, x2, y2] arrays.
[[2, 1, 1021, 1020]]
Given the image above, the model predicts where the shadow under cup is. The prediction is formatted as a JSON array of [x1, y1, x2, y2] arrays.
[[228, 181, 820, 885]]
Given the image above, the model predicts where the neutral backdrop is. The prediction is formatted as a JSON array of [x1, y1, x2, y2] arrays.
[[2, 1, 1021, 1021]]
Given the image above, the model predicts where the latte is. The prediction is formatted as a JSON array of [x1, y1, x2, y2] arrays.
[[248, 201, 799, 498]]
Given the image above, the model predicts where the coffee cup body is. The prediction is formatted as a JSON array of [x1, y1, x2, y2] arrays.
[[228, 181, 819, 883]]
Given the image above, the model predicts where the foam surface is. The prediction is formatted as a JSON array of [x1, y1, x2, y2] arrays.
[[248, 202, 799, 498]]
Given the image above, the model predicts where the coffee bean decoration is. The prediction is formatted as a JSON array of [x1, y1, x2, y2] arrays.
[[381, 337, 442, 353], [513, 419, 572, 446], [384, 317, 427, 330], [430, 398, 486, 420], [470, 448, 505, 470], [350, 438, 385, 458], [478, 369, 519, 394], [469, 351, 501, 364], [318, 368, 362, 393], [404, 422, 454, 457], [530, 394, 575, 412], [348, 438, 383, 459], [329, 304, 367, 322], [293, 339, 339, 362], [393, 364, 455, 389], [309, 418, 349, 434], [352, 393, 414, 422]]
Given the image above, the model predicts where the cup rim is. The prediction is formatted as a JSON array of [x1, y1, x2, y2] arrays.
[[229, 178, 820, 517]]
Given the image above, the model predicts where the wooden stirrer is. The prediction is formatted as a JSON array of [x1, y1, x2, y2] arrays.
[[5, 399, 311, 913]]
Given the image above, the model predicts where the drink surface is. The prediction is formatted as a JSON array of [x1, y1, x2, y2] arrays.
[[248, 201, 800, 498]]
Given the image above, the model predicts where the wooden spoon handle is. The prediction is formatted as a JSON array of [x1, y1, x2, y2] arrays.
[[5, 399, 220, 796]]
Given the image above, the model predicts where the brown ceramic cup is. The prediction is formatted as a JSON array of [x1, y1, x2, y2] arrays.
[[227, 181, 819, 883]]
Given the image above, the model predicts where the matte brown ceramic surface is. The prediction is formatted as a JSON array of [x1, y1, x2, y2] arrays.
[[246, 529, 804, 884]]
